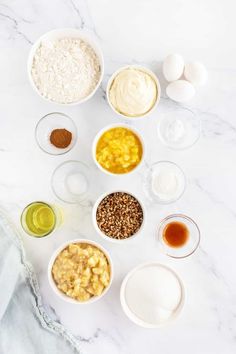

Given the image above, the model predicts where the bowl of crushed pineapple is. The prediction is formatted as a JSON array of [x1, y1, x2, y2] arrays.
[[92, 123, 144, 176], [48, 239, 113, 304]]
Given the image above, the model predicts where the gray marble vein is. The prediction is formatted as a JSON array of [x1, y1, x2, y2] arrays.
[[1, 0, 236, 353]]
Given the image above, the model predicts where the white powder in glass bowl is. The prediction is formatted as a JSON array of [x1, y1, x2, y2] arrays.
[[149, 161, 186, 203], [65, 173, 88, 196], [31, 37, 101, 104]]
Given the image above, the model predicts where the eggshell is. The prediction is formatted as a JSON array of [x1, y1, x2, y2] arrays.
[[184, 61, 207, 86], [163, 54, 184, 82], [166, 80, 195, 102]]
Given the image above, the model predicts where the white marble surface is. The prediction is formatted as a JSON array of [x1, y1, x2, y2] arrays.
[[1, 0, 236, 353]]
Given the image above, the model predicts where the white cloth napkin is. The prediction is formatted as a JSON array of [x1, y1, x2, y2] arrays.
[[0, 211, 84, 354]]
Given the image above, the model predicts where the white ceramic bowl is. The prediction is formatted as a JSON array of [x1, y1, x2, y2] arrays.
[[92, 123, 145, 176], [92, 190, 145, 244], [106, 65, 161, 120], [48, 238, 113, 304], [120, 262, 185, 328], [28, 28, 104, 105]]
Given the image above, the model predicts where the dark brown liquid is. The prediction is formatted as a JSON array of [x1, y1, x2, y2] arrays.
[[163, 221, 189, 248]]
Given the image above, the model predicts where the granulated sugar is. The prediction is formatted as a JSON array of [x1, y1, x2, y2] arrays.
[[31, 37, 101, 104], [124, 264, 183, 326]]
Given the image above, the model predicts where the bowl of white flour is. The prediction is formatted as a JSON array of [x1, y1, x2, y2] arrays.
[[28, 28, 104, 105]]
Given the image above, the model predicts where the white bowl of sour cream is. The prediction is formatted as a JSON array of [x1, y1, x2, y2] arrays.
[[107, 65, 161, 119]]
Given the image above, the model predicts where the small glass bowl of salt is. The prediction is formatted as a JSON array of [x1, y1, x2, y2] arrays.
[[143, 161, 186, 204], [157, 108, 201, 150], [51, 161, 91, 204]]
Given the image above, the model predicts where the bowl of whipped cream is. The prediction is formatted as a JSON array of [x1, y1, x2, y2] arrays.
[[107, 65, 161, 119], [28, 28, 104, 105]]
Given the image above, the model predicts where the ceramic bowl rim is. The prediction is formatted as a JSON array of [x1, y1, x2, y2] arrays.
[[48, 238, 113, 304], [92, 190, 146, 244], [27, 28, 104, 106], [106, 64, 161, 120], [120, 261, 185, 328], [92, 122, 145, 176]]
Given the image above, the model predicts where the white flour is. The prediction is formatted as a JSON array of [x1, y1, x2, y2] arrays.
[[31, 37, 101, 104]]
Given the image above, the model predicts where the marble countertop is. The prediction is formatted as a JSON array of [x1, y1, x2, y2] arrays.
[[1, 0, 236, 353]]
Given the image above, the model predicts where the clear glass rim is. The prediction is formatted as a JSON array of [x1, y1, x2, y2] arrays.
[[21, 201, 57, 238], [51, 160, 90, 204], [143, 160, 187, 205], [157, 108, 202, 151], [157, 213, 201, 259], [35, 112, 77, 156]]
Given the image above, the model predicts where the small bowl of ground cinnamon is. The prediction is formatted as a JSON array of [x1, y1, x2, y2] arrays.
[[35, 112, 77, 155]]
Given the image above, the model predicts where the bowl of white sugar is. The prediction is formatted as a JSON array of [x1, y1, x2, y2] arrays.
[[120, 262, 185, 328], [28, 28, 104, 105]]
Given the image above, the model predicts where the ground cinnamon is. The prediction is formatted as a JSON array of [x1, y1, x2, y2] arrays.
[[50, 128, 72, 148]]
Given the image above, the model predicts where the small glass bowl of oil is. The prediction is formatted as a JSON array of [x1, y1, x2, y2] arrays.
[[157, 214, 200, 258], [21, 201, 61, 238]]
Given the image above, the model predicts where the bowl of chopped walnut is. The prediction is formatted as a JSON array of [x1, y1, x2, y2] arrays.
[[92, 190, 145, 243], [48, 239, 113, 303]]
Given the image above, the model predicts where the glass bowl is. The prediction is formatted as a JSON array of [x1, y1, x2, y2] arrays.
[[143, 161, 186, 204], [35, 112, 77, 155], [158, 214, 200, 258], [157, 108, 201, 150], [51, 161, 91, 204], [20, 201, 61, 238]]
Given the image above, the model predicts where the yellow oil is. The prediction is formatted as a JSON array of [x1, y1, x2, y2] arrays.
[[23, 202, 56, 237]]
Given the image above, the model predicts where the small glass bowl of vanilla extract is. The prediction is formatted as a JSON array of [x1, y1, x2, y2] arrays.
[[158, 214, 200, 258]]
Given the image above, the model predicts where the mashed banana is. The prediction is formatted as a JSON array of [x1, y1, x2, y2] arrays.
[[52, 243, 110, 302]]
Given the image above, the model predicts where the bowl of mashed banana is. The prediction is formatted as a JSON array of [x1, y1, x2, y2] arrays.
[[107, 65, 161, 119], [48, 239, 113, 304]]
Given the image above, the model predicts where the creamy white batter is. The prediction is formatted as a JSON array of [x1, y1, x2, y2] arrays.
[[109, 67, 157, 117]]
